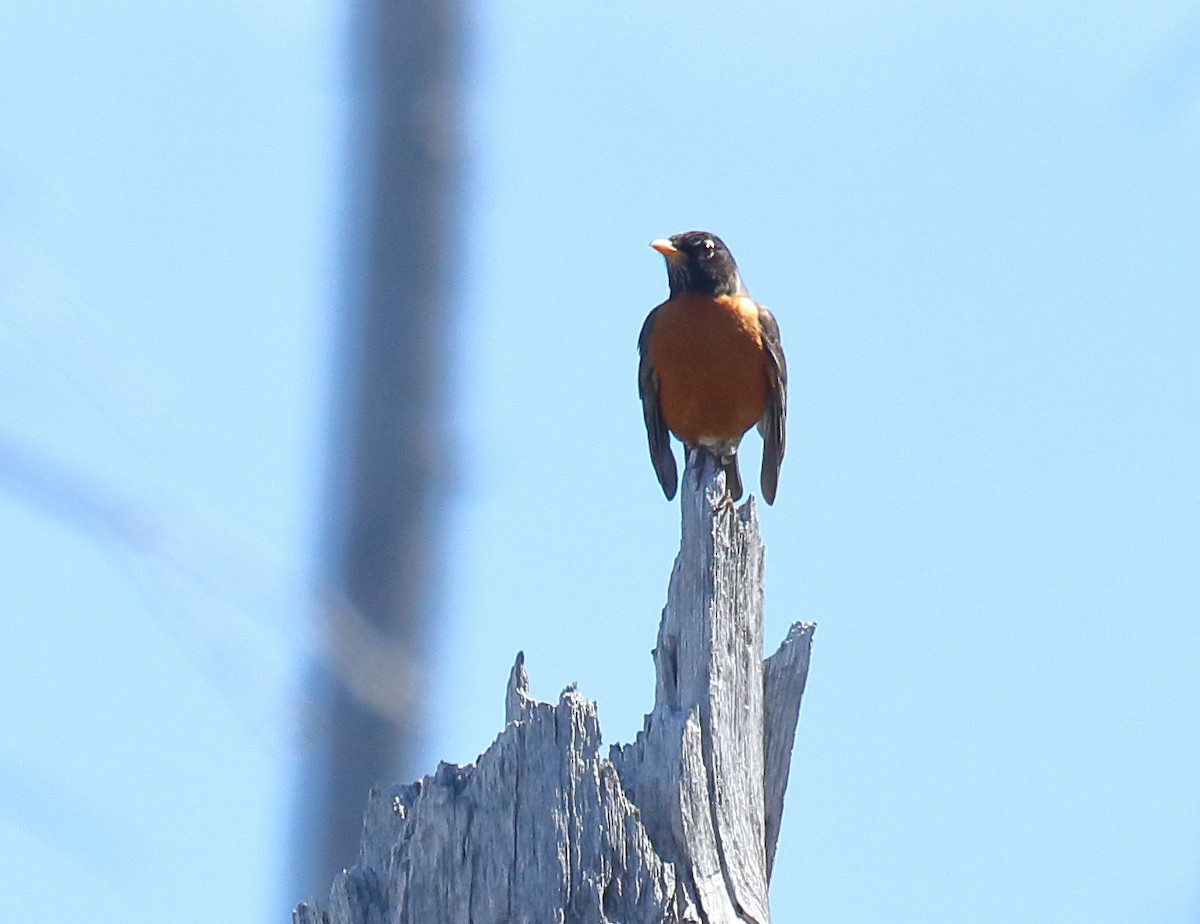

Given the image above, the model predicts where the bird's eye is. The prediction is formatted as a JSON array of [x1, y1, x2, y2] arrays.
[[703, 238, 715, 249]]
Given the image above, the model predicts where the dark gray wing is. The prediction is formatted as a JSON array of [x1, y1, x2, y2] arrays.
[[757, 304, 787, 505], [638, 307, 678, 500]]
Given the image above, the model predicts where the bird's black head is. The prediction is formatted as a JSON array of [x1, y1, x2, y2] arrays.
[[651, 231, 747, 298]]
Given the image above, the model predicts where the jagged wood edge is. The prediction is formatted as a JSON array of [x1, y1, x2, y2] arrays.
[[293, 453, 815, 924]]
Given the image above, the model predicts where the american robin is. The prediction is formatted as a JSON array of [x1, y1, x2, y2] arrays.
[[638, 231, 787, 503]]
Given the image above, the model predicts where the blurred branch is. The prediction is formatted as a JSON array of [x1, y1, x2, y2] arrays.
[[0, 430, 416, 734], [290, 0, 462, 901], [0, 431, 402, 885], [1119, 9, 1200, 132]]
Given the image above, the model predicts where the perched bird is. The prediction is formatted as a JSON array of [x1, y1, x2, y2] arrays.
[[638, 231, 787, 503]]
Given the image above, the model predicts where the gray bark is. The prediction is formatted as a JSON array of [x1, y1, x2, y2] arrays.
[[294, 452, 815, 924]]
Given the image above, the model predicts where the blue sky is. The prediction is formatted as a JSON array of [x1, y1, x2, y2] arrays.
[[2, 2, 1198, 922]]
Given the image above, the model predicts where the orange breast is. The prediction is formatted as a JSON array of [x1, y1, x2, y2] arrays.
[[648, 294, 769, 446]]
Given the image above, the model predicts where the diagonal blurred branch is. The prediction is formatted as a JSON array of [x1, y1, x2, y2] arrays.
[[1119, 9, 1200, 132], [0, 430, 413, 883], [0, 429, 416, 742]]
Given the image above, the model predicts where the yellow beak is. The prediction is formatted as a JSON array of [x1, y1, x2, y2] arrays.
[[650, 238, 682, 261]]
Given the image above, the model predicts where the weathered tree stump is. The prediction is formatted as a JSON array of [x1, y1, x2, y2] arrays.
[[294, 452, 815, 924]]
